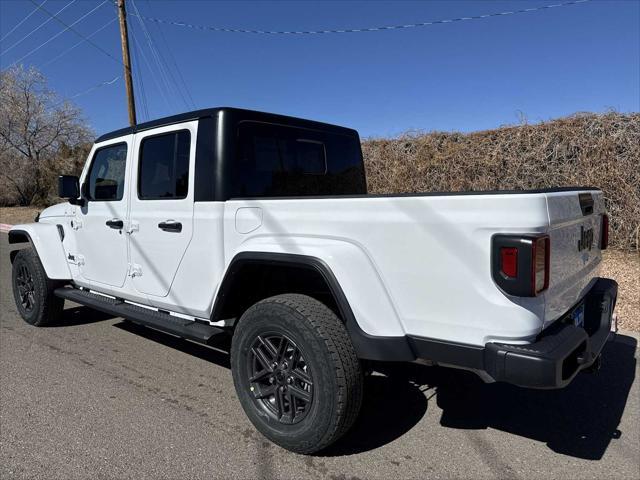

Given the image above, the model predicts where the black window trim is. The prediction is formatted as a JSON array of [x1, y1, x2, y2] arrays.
[[84, 141, 128, 202], [137, 128, 192, 201]]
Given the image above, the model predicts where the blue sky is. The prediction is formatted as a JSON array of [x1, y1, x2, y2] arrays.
[[1, 0, 639, 138]]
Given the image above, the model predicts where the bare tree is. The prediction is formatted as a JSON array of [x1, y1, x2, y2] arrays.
[[0, 66, 93, 206]]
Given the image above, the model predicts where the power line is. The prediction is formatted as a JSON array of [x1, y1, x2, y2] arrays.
[[26, 0, 123, 65], [1, 0, 76, 55], [51, 74, 121, 108], [9, 1, 109, 68], [129, 21, 171, 113], [129, 0, 182, 112], [132, 0, 591, 35], [0, 0, 48, 43], [38, 17, 117, 69], [67, 75, 120, 100], [128, 22, 150, 120], [144, 0, 195, 109], [139, 0, 194, 110]]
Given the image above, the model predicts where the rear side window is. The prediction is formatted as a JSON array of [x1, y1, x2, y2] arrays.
[[87, 143, 127, 201], [232, 122, 365, 198], [138, 130, 191, 199]]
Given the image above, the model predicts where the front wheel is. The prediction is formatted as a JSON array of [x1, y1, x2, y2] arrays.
[[230, 294, 363, 454], [11, 248, 64, 326]]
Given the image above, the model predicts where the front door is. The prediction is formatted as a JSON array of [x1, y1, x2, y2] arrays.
[[75, 137, 132, 287], [128, 121, 197, 298]]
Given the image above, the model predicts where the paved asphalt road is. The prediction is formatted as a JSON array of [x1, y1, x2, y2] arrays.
[[0, 235, 638, 480]]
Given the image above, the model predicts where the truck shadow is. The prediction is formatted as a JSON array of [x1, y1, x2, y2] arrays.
[[112, 318, 636, 460], [114, 319, 232, 368], [326, 335, 637, 459], [49, 305, 119, 327]]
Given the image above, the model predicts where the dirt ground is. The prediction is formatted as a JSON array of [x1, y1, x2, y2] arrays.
[[0, 207, 40, 225], [1, 207, 637, 331], [601, 250, 639, 332]]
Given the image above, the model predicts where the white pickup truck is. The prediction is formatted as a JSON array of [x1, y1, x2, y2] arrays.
[[9, 107, 617, 454]]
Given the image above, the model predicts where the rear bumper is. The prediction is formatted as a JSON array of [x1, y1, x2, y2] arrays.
[[482, 278, 618, 388], [351, 277, 618, 389]]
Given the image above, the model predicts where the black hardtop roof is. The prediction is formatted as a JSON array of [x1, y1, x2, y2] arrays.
[[95, 107, 358, 143]]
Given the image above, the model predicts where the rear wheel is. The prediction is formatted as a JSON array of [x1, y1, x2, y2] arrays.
[[231, 294, 363, 454], [11, 248, 64, 326]]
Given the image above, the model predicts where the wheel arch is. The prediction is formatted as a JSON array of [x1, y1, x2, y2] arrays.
[[214, 252, 414, 361], [8, 225, 71, 280]]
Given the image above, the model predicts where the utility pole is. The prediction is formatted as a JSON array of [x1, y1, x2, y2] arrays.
[[117, 0, 136, 126]]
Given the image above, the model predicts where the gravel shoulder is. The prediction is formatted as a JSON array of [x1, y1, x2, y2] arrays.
[[601, 250, 639, 332]]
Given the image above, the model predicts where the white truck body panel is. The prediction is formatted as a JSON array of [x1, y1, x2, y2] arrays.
[[222, 192, 602, 346], [9, 222, 72, 280], [127, 121, 199, 298], [74, 135, 133, 288]]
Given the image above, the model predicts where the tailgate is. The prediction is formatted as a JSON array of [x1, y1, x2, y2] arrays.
[[544, 190, 605, 325]]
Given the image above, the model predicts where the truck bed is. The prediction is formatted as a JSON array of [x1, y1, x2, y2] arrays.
[[191, 187, 605, 347]]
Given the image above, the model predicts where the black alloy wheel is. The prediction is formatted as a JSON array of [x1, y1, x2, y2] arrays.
[[15, 263, 36, 313], [247, 333, 314, 424]]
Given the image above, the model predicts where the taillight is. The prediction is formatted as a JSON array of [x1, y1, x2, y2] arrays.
[[492, 234, 550, 297], [601, 214, 609, 250], [532, 236, 550, 295], [500, 247, 518, 277]]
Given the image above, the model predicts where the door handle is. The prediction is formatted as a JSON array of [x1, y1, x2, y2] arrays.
[[106, 219, 124, 229], [158, 220, 182, 232]]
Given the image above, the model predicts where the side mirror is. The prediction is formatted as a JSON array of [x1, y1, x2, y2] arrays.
[[58, 175, 83, 205]]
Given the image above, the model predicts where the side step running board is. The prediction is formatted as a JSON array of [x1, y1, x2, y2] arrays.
[[54, 287, 225, 344]]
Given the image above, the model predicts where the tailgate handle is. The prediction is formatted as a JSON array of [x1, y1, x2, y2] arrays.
[[578, 193, 594, 216]]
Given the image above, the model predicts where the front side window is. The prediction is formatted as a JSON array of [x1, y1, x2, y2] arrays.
[[138, 130, 191, 200], [87, 143, 127, 201]]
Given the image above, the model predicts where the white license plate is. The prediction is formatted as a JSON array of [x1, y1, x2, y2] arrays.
[[571, 304, 585, 328]]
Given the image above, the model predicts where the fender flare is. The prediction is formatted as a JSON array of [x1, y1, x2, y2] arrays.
[[8, 224, 71, 280], [213, 251, 415, 361]]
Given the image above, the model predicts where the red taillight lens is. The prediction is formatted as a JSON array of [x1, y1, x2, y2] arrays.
[[492, 234, 550, 297], [532, 236, 550, 295], [500, 247, 518, 278], [601, 214, 609, 250]]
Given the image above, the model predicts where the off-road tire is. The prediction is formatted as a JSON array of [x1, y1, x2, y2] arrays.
[[11, 248, 64, 326], [231, 293, 363, 454]]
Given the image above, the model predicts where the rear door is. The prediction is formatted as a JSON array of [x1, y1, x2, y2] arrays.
[[128, 121, 198, 298], [544, 190, 605, 324]]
